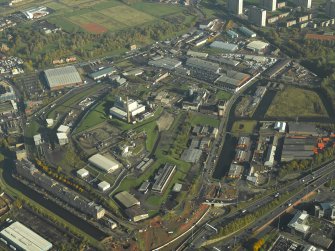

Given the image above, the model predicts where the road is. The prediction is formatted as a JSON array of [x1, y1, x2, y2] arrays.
[[178, 159, 335, 250]]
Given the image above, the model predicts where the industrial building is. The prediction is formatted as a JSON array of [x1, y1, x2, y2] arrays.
[[44, 66, 82, 90], [227, 163, 244, 178], [110, 96, 146, 122], [15, 159, 105, 219], [98, 181, 110, 192], [239, 26, 257, 37], [182, 89, 208, 111], [89, 67, 116, 80], [0, 81, 16, 102], [125, 206, 149, 222], [22, 6, 49, 19], [138, 181, 150, 193], [115, 191, 140, 208], [209, 56, 240, 67], [249, 6, 267, 27], [227, 0, 243, 15], [57, 133, 69, 146], [148, 57, 182, 70], [181, 148, 203, 163], [88, 154, 120, 173], [288, 211, 310, 238], [76, 168, 89, 178], [214, 70, 251, 92], [261, 0, 277, 11], [0, 221, 53, 251], [186, 58, 220, 74], [186, 50, 208, 58], [152, 164, 176, 193], [281, 137, 316, 161], [288, 123, 318, 136], [246, 40, 269, 53], [326, 0, 335, 18], [210, 41, 239, 52], [227, 30, 239, 38]]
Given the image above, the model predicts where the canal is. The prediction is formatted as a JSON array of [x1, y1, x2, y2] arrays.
[[2, 164, 107, 240]]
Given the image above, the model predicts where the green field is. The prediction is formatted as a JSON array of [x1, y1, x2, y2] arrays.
[[44, 0, 185, 33], [266, 87, 328, 118], [189, 113, 220, 127], [216, 90, 232, 101], [231, 120, 257, 134]]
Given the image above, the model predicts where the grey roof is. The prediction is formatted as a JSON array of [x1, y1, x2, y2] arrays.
[[186, 57, 220, 73], [115, 191, 140, 208], [181, 148, 202, 163], [239, 26, 256, 37], [45, 66, 82, 88], [89, 67, 115, 79], [148, 57, 182, 70], [210, 41, 238, 51], [0, 221, 53, 251]]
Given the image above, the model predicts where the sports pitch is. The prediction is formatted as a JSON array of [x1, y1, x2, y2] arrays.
[[44, 0, 184, 33]]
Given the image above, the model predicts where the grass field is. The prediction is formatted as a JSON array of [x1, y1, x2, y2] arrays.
[[189, 114, 220, 127], [231, 120, 257, 134], [216, 90, 232, 101], [43, 0, 185, 33], [266, 87, 328, 118]]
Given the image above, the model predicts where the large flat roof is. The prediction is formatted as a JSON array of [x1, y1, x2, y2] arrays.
[[115, 191, 140, 208], [44, 66, 82, 89], [0, 221, 53, 251], [88, 154, 119, 173]]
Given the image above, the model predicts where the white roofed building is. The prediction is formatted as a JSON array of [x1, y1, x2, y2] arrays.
[[246, 41, 269, 53], [76, 168, 89, 178], [57, 125, 70, 134], [88, 154, 120, 173], [110, 96, 146, 122], [57, 133, 68, 146], [0, 221, 53, 251], [44, 66, 82, 90], [98, 181, 110, 191]]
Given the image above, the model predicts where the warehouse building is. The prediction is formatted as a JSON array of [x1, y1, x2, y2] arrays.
[[288, 123, 318, 136], [246, 40, 269, 53], [186, 58, 220, 74], [0, 221, 53, 251], [44, 66, 82, 90], [210, 41, 239, 52], [15, 159, 105, 219], [227, 30, 239, 38], [181, 148, 203, 163], [76, 168, 89, 178], [186, 50, 208, 58], [22, 6, 49, 19], [115, 191, 140, 208], [98, 181, 110, 192], [214, 70, 251, 92], [88, 154, 120, 173], [89, 67, 116, 80], [125, 206, 149, 222], [227, 163, 244, 178], [148, 57, 182, 70], [152, 164, 176, 193], [239, 26, 257, 37], [281, 137, 316, 161], [208, 56, 240, 66]]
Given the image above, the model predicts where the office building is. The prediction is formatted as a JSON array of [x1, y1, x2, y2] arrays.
[[326, 0, 335, 17], [261, 0, 277, 11], [228, 0, 243, 15], [295, 0, 312, 9], [249, 6, 267, 27]]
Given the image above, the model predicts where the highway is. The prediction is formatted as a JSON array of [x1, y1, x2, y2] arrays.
[[178, 160, 335, 250]]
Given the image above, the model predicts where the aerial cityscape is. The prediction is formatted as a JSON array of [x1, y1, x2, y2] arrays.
[[0, 0, 335, 250]]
